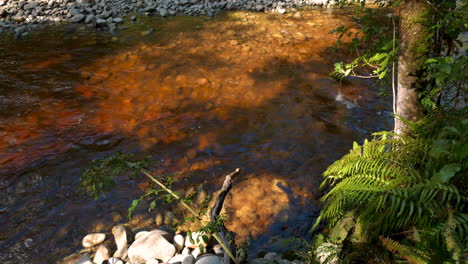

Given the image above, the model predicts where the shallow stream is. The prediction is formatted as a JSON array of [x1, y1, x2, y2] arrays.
[[0, 9, 391, 263]]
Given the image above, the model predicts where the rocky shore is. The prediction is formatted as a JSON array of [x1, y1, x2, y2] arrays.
[[0, 0, 335, 38], [61, 225, 305, 264]]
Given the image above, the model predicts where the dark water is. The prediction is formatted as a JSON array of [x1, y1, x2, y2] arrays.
[[0, 10, 391, 263]]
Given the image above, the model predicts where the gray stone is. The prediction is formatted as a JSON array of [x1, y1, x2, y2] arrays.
[[73, 254, 94, 264], [85, 14, 96, 24], [128, 230, 176, 264], [130, 15, 136, 21], [23, 2, 39, 10], [82, 233, 106, 248], [194, 255, 223, 264], [159, 8, 168, 17], [255, 5, 264, 11], [0, 8, 7, 17], [264, 252, 279, 260], [169, 254, 196, 264], [70, 14, 85, 23], [113, 17, 123, 23], [14, 25, 27, 35], [141, 27, 154, 36], [248, 259, 272, 264], [96, 18, 107, 27]]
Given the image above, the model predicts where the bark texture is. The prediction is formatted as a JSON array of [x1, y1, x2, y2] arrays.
[[395, 0, 431, 134]]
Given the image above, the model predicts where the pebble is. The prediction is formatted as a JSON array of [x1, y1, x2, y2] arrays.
[[107, 257, 125, 264], [112, 225, 132, 259], [93, 244, 110, 264], [82, 233, 106, 248], [174, 234, 185, 252], [0, 0, 333, 37]]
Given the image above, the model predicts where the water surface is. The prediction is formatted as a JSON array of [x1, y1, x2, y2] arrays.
[[0, 10, 391, 263]]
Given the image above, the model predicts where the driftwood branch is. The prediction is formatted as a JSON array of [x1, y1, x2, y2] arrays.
[[210, 168, 240, 264]]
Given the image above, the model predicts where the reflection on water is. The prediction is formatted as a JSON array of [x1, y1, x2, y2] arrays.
[[0, 10, 391, 263]]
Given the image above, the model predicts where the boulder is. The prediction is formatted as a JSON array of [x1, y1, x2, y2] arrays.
[[82, 233, 106, 248], [127, 230, 176, 264]]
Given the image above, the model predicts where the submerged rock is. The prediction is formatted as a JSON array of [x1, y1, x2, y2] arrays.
[[73, 254, 94, 264]]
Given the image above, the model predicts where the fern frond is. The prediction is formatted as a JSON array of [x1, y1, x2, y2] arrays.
[[380, 236, 431, 264]]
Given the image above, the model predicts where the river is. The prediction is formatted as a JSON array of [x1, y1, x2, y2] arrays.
[[0, 9, 392, 263]]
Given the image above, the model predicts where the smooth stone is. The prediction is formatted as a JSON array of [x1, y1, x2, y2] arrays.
[[96, 18, 107, 27], [135, 231, 149, 241], [174, 234, 185, 252], [12, 15, 25, 22], [264, 252, 279, 260], [147, 259, 159, 264], [168, 254, 195, 264], [23, 2, 38, 10], [130, 15, 136, 21], [128, 230, 176, 264], [191, 247, 201, 259], [194, 255, 223, 264], [0, 8, 7, 17], [60, 253, 83, 264], [249, 259, 272, 264], [159, 8, 168, 17], [85, 14, 96, 24], [108, 257, 124, 264], [73, 254, 94, 264], [112, 225, 132, 259], [113, 17, 123, 23], [182, 247, 191, 255], [185, 231, 208, 249], [141, 27, 154, 36], [70, 14, 85, 23], [82, 233, 106, 248], [212, 244, 223, 256], [93, 244, 111, 264]]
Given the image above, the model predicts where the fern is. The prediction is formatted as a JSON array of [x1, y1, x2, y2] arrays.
[[380, 236, 431, 264], [313, 109, 467, 263]]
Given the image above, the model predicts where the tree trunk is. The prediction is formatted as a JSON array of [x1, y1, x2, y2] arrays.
[[394, 0, 432, 134]]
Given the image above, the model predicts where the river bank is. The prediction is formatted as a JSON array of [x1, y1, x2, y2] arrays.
[[0, 0, 335, 38]]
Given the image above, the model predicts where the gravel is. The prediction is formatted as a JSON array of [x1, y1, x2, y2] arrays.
[[0, 0, 336, 38]]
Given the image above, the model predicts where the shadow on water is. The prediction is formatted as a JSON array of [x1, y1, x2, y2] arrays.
[[0, 9, 392, 263]]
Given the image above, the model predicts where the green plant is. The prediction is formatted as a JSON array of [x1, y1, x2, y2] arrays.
[[79, 153, 239, 263], [312, 109, 467, 263]]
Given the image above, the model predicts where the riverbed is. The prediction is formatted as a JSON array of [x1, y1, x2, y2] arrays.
[[0, 9, 391, 263]]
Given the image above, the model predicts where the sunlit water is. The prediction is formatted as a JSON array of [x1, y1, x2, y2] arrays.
[[0, 10, 391, 263]]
